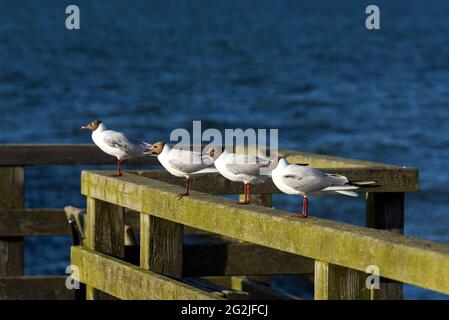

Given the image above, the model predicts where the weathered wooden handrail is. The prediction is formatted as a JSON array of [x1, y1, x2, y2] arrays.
[[0, 144, 413, 169], [0, 144, 419, 300], [78, 171, 447, 297]]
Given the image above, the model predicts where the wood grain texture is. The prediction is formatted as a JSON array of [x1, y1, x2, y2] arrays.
[[0, 208, 70, 236], [81, 171, 448, 295], [0, 167, 24, 277], [85, 197, 124, 300], [72, 246, 222, 300], [140, 214, 183, 279], [314, 261, 371, 300], [0, 276, 74, 300]]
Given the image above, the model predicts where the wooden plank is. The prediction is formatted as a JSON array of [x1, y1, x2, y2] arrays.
[[85, 197, 125, 300], [0, 167, 24, 277], [0, 144, 395, 168], [134, 166, 419, 193], [183, 278, 250, 299], [81, 172, 448, 295], [237, 277, 299, 300], [202, 276, 298, 300], [184, 242, 313, 276], [0, 207, 139, 237], [0, 144, 158, 166], [140, 215, 183, 279], [124, 241, 313, 276], [71, 246, 222, 300], [366, 192, 404, 299], [0, 276, 74, 300], [0, 208, 70, 236], [314, 261, 371, 300], [280, 149, 396, 168]]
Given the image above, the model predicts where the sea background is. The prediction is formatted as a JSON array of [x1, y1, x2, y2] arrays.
[[0, 0, 448, 299]]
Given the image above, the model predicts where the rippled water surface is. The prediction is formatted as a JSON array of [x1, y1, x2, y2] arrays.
[[1, 0, 449, 299]]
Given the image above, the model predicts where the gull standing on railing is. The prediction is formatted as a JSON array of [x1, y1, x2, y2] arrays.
[[145, 141, 216, 199], [81, 120, 151, 176], [272, 158, 376, 218], [208, 148, 271, 204]]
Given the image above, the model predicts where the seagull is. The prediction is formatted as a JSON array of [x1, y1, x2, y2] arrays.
[[81, 120, 150, 176], [146, 141, 215, 199], [272, 158, 375, 218], [209, 148, 271, 204]]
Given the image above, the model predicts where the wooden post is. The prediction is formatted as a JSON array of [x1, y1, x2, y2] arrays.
[[314, 261, 371, 300], [0, 167, 24, 277], [85, 197, 124, 299], [140, 214, 183, 279], [366, 192, 404, 299]]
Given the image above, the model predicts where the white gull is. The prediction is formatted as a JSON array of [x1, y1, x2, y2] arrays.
[[272, 158, 375, 218], [81, 120, 150, 176], [146, 141, 215, 198], [209, 148, 271, 204]]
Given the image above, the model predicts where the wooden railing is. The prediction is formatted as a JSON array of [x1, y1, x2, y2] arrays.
[[0, 144, 157, 300], [70, 149, 434, 300], [0, 144, 426, 299]]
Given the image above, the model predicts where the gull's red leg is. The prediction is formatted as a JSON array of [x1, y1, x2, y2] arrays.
[[237, 183, 249, 204], [178, 178, 190, 199], [117, 159, 123, 177], [300, 195, 308, 218]]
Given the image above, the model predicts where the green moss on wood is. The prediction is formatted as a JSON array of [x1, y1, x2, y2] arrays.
[[71, 246, 222, 300], [81, 171, 448, 295]]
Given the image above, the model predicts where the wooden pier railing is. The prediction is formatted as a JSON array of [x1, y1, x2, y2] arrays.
[[0, 144, 426, 300], [74, 147, 426, 300], [0, 144, 158, 300]]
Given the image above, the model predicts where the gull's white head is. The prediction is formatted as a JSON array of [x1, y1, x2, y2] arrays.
[[276, 158, 289, 169], [81, 120, 102, 131]]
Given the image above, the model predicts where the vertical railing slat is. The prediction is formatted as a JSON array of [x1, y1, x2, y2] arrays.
[[0, 167, 25, 278], [85, 197, 124, 300], [314, 261, 371, 300], [366, 192, 404, 299], [140, 214, 183, 279]]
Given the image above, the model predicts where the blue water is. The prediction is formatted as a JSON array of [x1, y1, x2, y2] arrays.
[[1, 0, 449, 299]]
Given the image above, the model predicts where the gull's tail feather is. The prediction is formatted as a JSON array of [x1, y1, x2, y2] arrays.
[[192, 167, 218, 175], [335, 190, 359, 197], [350, 181, 377, 186], [322, 185, 359, 192]]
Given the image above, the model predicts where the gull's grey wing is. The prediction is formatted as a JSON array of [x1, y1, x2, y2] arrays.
[[103, 131, 149, 155], [281, 165, 334, 193], [224, 163, 263, 176], [224, 154, 269, 176], [167, 149, 212, 174]]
